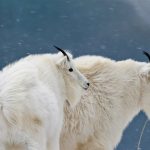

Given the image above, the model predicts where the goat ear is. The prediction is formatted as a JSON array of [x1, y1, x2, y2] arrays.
[[56, 56, 68, 68], [140, 65, 150, 81]]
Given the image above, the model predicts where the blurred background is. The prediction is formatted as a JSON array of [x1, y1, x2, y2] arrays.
[[0, 0, 150, 149]]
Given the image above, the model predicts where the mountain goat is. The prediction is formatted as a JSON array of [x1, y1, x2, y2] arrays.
[[0, 46, 89, 150], [60, 52, 150, 150]]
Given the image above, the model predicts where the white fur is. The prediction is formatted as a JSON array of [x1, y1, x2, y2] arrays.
[[60, 55, 150, 150], [0, 52, 89, 150]]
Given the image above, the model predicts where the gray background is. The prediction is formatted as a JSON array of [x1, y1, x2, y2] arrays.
[[0, 0, 150, 149]]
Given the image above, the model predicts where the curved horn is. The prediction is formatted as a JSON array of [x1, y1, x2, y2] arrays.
[[143, 51, 150, 62], [54, 45, 69, 61]]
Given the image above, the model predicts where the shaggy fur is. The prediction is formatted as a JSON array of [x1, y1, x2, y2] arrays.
[[0, 52, 89, 150], [60, 55, 150, 150]]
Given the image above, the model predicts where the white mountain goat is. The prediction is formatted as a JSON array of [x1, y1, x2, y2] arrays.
[[60, 51, 150, 150], [0, 46, 89, 150]]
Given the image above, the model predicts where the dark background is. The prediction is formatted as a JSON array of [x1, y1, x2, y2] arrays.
[[0, 0, 150, 149]]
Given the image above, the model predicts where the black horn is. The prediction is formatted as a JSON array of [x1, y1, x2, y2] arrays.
[[143, 51, 150, 62], [54, 45, 70, 61]]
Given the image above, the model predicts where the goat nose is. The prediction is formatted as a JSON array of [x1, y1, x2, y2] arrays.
[[87, 83, 90, 86]]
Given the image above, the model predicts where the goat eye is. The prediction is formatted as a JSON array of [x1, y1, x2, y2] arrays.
[[69, 68, 73, 72]]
